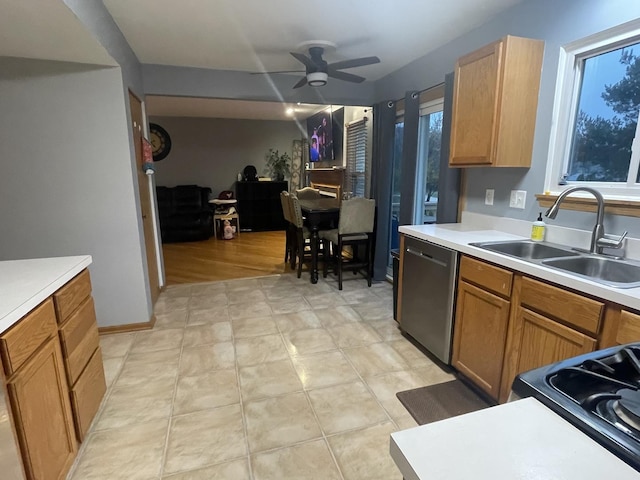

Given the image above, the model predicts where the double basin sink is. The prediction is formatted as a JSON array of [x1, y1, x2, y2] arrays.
[[469, 240, 640, 289]]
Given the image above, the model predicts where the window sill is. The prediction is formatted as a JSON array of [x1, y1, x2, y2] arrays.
[[535, 193, 640, 217]]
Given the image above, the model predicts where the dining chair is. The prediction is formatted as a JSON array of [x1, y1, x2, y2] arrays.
[[320, 198, 376, 290], [295, 186, 321, 200], [279, 191, 295, 268], [289, 194, 313, 278]]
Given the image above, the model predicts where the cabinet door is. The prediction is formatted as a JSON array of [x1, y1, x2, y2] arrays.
[[510, 306, 596, 379], [8, 339, 76, 480], [452, 281, 510, 399], [449, 40, 502, 166]]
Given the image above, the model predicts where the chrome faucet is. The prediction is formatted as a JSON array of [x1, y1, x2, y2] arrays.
[[545, 186, 627, 255]]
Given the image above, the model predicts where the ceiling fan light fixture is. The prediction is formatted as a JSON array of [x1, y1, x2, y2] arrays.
[[307, 71, 328, 87]]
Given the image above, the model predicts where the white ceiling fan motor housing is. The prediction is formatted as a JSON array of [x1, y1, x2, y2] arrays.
[[307, 71, 328, 86]]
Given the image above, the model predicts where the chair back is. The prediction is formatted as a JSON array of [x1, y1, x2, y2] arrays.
[[338, 198, 375, 235], [289, 194, 305, 229], [295, 187, 321, 200], [280, 191, 292, 223]]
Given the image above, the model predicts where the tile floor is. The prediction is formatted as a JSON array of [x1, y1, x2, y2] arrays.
[[67, 273, 454, 480]]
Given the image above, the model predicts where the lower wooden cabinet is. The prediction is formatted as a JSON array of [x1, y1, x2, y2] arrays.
[[7, 338, 76, 480], [452, 280, 510, 399]]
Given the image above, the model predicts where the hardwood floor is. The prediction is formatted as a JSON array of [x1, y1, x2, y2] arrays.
[[161, 231, 291, 285]]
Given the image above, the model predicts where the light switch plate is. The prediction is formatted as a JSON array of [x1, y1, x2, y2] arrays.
[[509, 190, 526, 209], [485, 189, 494, 206]]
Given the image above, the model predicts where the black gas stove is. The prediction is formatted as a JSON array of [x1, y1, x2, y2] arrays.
[[513, 343, 640, 472]]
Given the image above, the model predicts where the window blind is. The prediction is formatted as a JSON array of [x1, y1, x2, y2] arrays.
[[345, 119, 368, 197]]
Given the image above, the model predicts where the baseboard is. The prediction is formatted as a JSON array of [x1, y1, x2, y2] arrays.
[[98, 315, 157, 335]]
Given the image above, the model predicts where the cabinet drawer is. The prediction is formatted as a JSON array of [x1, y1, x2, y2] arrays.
[[70, 346, 106, 442], [459, 256, 513, 298], [616, 310, 640, 345], [1, 299, 57, 376], [520, 277, 604, 335], [59, 297, 99, 386], [53, 269, 92, 323]]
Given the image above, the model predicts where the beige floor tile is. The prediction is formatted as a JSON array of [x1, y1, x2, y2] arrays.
[[163, 284, 193, 298], [393, 411, 419, 430], [227, 289, 266, 305], [413, 363, 456, 386], [187, 307, 229, 326], [314, 306, 361, 327], [115, 349, 181, 389], [162, 458, 250, 479], [303, 292, 347, 310], [387, 339, 437, 369], [190, 282, 227, 296], [70, 419, 168, 480], [244, 392, 322, 452], [291, 350, 359, 389], [174, 369, 239, 415], [99, 333, 136, 358], [364, 370, 432, 420], [283, 328, 337, 356], [231, 316, 279, 338], [352, 301, 394, 322], [180, 342, 235, 376], [225, 278, 261, 291], [258, 274, 297, 289], [235, 334, 288, 367], [183, 322, 232, 347], [307, 381, 389, 435], [94, 377, 175, 431], [343, 343, 410, 377], [164, 406, 246, 475], [189, 293, 228, 311], [327, 422, 401, 480], [102, 356, 125, 388], [296, 282, 334, 296], [263, 285, 301, 301], [155, 297, 189, 314], [131, 328, 184, 354], [239, 360, 302, 401], [251, 439, 341, 480], [274, 310, 322, 333], [339, 288, 380, 305], [326, 322, 382, 348], [228, 301, 273, 320], [155, 310, 188, 330], [268, 297, 311, 315], [368, 319, 404, 341]]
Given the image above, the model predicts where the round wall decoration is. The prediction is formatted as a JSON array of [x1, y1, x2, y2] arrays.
[[149, 123, 172, 161]]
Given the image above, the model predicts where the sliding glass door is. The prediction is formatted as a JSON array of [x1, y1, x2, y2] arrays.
[[415, 100, 444, 224]]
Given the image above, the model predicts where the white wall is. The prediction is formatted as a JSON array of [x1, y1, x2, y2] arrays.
[[0, 58, 151, 328], [150, 116, 303, 195]]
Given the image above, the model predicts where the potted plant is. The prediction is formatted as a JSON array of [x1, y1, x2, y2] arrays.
[[265, 149, 291, 181]]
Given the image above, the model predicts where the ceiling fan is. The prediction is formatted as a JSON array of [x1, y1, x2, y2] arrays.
[[254, 42, 380, 88]]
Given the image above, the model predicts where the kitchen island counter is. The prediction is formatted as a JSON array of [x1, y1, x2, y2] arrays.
[[390, 397, 640, 479], [0, 255, 92, 334]]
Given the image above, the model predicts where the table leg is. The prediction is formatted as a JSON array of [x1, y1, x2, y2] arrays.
[[310, 227, 319, 284]]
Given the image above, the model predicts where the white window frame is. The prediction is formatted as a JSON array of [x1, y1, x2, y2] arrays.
[[545, 19, 640, 199]]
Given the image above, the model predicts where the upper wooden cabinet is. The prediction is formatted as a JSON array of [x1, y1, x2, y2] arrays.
[[449, 35, 544, 167]]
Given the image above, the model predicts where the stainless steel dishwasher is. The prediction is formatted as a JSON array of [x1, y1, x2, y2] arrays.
[[400, 236, 459, 364]]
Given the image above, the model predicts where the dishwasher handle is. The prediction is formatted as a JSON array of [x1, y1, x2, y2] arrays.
[[405, 247, 449, 268]]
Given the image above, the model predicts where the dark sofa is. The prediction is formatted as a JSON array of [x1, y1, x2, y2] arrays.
[[156, 185, 213, 243]]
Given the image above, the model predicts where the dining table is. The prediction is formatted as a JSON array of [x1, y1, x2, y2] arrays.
[[298, 197, 340, 284]]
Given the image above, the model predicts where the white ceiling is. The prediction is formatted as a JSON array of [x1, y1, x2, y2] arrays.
[[103, 0, 524, 81]]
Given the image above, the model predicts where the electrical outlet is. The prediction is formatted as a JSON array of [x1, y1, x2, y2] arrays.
[[485, 189, 494, 206], [509, 190, 527, 209]]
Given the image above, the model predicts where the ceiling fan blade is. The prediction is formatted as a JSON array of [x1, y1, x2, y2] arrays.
[[327, 69, 366, 83], [293, 76, 308, 89], [251, 70, 305, 75], [327, 56, 380, 70], [290, 52, 315, 69]]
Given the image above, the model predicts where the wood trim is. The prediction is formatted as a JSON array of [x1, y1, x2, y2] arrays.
[[535, 193, 640, 217], [98, 315, 156, 335], [396, 234, 405, 324], [599, 304, 622, 348], [499, 275, 522, 403]]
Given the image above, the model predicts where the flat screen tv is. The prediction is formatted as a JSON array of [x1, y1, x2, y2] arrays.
[[306, 109, 333, 162]]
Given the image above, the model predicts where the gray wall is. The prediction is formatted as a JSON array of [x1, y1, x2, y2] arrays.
[[0, 58, 150, 328], [374, 0, 640, 236], [151, 116, 303, 195]]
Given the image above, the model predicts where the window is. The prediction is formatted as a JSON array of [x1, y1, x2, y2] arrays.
[[546, 20, 640, 197], [345, 118, 368, 197], [416, 99, 444, 224]]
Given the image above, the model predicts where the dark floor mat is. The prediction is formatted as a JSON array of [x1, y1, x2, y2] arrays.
[[396, 380, 493, 425]]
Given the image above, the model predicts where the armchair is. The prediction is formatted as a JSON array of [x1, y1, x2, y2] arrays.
[[156, 185, 213, 243]]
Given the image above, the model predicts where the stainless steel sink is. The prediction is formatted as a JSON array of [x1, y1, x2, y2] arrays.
[[542, 256, 640, 289], [470, 240, 579, 261]]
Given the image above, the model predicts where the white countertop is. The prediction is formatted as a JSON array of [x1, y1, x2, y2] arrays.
[[390, 397, 640, 479], [399, 222, 640, 311], [0, 256, 92, 334]]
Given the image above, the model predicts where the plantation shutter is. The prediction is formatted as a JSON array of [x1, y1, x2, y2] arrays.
[[346, 119, 368, 197]]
